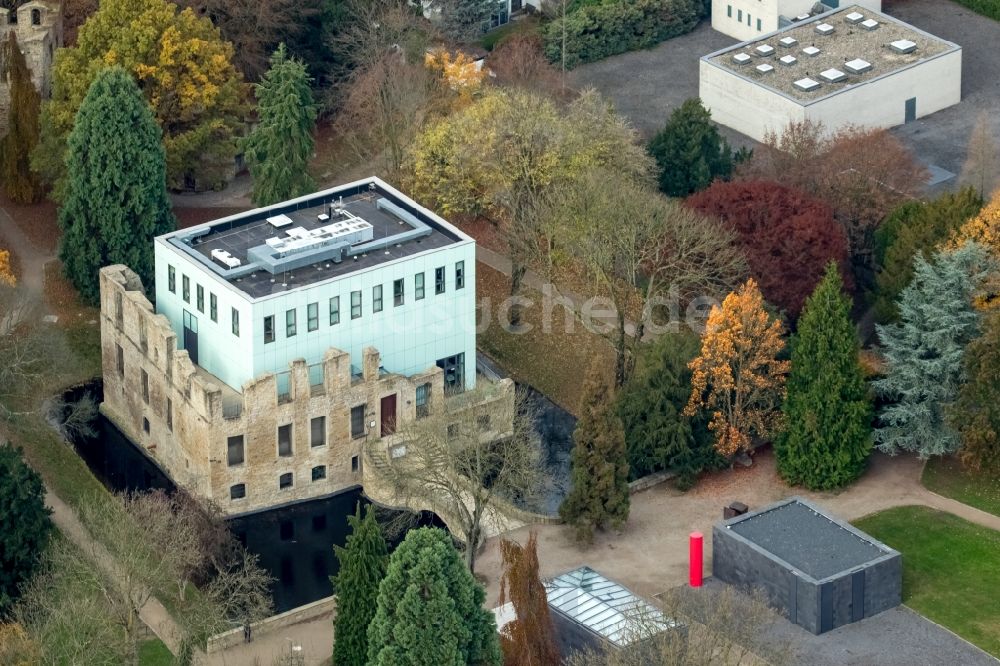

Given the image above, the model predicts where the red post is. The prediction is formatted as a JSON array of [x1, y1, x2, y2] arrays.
[[689, 532, 703, 587]]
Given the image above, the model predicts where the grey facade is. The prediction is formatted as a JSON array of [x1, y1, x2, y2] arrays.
[[712, 497, 901, 635]]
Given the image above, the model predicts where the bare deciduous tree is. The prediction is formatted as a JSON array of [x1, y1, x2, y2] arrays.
[[960, 112, 1000, 199], [486, 33, 563, 96], [367, 386, 542, 573]]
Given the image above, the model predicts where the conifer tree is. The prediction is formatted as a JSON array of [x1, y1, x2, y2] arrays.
[[776, 264, 873, 489], [57, 67, 175, 302], [951, 312, 1000, 477], [243, 43, 317, 206], [0, 32, 42, 203], [616, 332, 720, 487], [875, 243, 994, 458], [559, 361, 630, 543], [331, 504, 388, 666], [647, 97, 734, 197], [367, 528, 501, 666], [0, 444, 53, 614], [498, 532, 558, 666]]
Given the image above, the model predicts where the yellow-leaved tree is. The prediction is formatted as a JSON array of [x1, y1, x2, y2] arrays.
[[0, 249, 15, 286], [34, 0, 248, 195], [946, 192, 1000, 308], [684, 279, 789, 458], [424, 49, 486, 107]]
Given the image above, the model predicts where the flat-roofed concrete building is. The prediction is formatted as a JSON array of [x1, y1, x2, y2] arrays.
[[701, 4, 961, 141]]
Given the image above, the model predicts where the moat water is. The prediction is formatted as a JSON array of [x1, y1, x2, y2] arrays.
[[57, 377, 574, 612]]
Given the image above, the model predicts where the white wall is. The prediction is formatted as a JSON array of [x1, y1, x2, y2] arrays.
[[699, 58, 806, 142], [712, 0, 778, 41]]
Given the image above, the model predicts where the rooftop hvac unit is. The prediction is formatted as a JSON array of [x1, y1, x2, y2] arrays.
[[815, 23, 834, 35], [820, 68, 847, 83], [845, 11, 864, 24], [733, 53, 752, 64], [844, 58, 873, 74], [266, 214, 294, 228], [755, 44, 776, 57], [779, 36, 798, 48], [794, 77, 821, 92], [860, 18, 879, 30], [795, 13, 810, 21], [803, 46, 821, 57], [780, 54, 798, 66], [889, 39, 917, 54], [756, 64, 775, 74]]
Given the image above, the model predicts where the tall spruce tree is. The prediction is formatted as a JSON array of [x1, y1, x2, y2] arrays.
[[243, 44, 317, 206], [874, 243, 994, 458], [559, 361, 630, 543], [951, 312, 1000, 477], [776, 264, 873, 489], [616, 332, 720, 487], [331, 504, 388, 666], [367, 527, 501, 666], [0, 444, 53, 614], [647, 97, 734, 197], [0, 32, 42, 203], [57, 67, 175, 302]]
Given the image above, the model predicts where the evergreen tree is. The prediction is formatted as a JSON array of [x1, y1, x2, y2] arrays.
[[950, 312, 1000, 477], [367, 528, 501, 666], [57, 67, 176, 303], [647, 97, 733, 197], [434, 0, 505, 43], [331, 504, 388, 666], [559, 361, 630, 543], [874, 243, 994, 458], [776, 264, 873, 489], [243, 43, 317, 206], [0, 444, 53, 614], [0, 32, 42, 203], [616, 332, 720, 487]]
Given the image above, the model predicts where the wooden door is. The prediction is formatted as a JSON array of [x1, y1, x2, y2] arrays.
[[380, 394, 397, 437]]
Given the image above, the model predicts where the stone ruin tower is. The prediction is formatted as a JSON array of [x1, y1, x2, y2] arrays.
[[0, 1, 62, 134]]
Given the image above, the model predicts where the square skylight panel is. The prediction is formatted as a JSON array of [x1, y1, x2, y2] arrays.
[[780, 54, 797, 66], [755, 44, 775, 56], [844, 58, 872, 74], [820, 68, 847, 83], [779, 36, 798, 47], [890, 39, 916, 53], [845, 11, 864, 23], [733, 52, 752, 64], [815, 23, 834, 35], [756, 64, 774, 73], [861, 18, 879, 30], [794, 77, 821, 92], [803, 46, 821, 56]]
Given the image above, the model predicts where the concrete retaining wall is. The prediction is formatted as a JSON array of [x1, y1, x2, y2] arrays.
[[206, 596, 336, 654]]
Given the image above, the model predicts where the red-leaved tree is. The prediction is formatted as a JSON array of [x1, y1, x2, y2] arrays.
[[498, 532, 558, 666], [687, 180, 850, 319]]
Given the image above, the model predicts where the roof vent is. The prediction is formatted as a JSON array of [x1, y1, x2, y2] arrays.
[[845, 11, 864, 23], [794, 77, 821, 92], [815, 23, 834, 35], [860, 18, 879, 30], [266, 214, 294, 229], [733, 52, 752, 64], [820, 68, 847, 83], [890, 39, 917, 54], [803, 46, 821, 57], [779, 36, 798, 48], [844, 58, 873, 74], [755, 44, 775, 57], [756, 63, 775, 74], [779, 54, 797, 66], [795, 13, 810, 21]]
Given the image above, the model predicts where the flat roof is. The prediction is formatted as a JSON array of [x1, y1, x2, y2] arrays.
[[726, 498, 891, 580], [705, 5, 959, 104], [158, 178, 467, 300]]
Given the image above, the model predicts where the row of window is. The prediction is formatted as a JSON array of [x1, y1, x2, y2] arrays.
[[261, 262, 466, 344], [726, 5, 763, 31], [229, 462, 339, 500], [167, 266, 240, 335]]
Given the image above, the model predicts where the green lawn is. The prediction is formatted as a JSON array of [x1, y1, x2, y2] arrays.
[[854, 506, 1000, 657], [138, 638, 174, 666], [922, 456, 1000, 517]]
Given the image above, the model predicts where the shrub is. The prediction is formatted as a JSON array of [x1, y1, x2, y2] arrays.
[[951, 0, 1000, 21]]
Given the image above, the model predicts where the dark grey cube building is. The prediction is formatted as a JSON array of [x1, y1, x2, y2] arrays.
[[712, 497, 901, 635]]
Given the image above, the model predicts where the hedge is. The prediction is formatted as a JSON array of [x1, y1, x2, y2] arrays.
[[543, 0, 703, 69], [951, 0, 1000, 21]]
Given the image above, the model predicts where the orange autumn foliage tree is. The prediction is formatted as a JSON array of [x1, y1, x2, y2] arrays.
[[0, 249, 15, 286], [498, 532, 558, 666], [684, 279, 789, 457], [424, 49, 485, 106], [946, 193, 1000, 308]]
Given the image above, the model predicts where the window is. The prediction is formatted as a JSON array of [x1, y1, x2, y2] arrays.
[[31, 8, 40, 25], [196, 285, 204, 313], [311, 416, 326, 447], [437, 353, 466, 394], [351, 405, 365, 438], [727, 4, 731, 17], [279, 473, 293, 490], [264, 315, 275, 343], [393, 279, 404, 306], [230, 483, 246, 500], [286, 308, 297, 337], [311, 465, 327, 481], [182, 275, 190, 302], [415, 272, 425, 300], [168, 265, 176, 293], [232, 308, 240, 336], [6, 9, 14, 24], [757, 17, 762, 30], [351, 290, 362, 319], [307, 302, 319, 331], [373, 285, 383, 312], [747, 12, 751, 25], [416, 383, 430, 418], [351, 455, 359, 473], [210, 294, 218, 322], [455, 261, 465, 290], [166, 398, 173, 431], [329, 296, 340, 325], [141, 369, 149, 404], [116, 344, 124, 377], [737, 9, 742, 21], [227, 435, 245, 466], [435, 267, 445, 294], [278, 424, 292, 457], [143, 417, 150, 434]]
